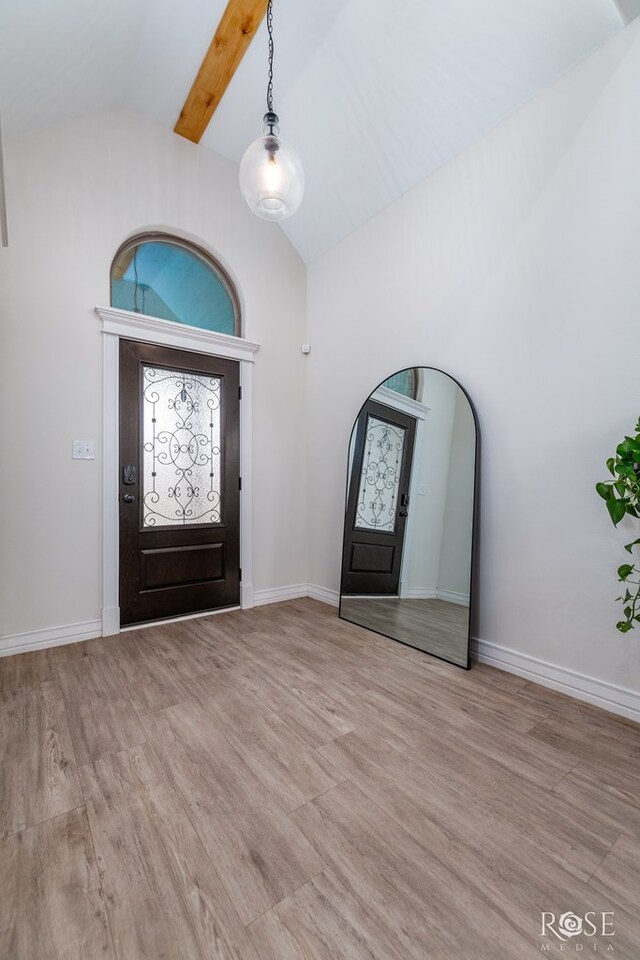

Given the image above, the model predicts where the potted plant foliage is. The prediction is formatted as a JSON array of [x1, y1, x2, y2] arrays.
[[596, 418, 640, 633]]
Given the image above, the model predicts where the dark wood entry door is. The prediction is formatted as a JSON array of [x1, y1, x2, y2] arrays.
[[341, 399, 416, 596], [119, 340, 240, 626]]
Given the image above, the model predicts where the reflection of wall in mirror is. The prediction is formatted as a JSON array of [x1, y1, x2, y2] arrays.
[[438, 391, 475, 604], [402, 376, 473, 605]]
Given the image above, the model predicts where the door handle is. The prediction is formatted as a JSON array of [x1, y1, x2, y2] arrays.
[[122, 465, 136, 485], [122, 493, 135, 504], [399, 510, 408, 517]]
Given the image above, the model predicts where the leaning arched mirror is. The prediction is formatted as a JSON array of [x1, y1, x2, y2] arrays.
[[339, 367, 478, 668]]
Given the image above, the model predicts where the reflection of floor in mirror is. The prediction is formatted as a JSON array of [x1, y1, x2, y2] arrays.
[[340, 597, 469, 666]]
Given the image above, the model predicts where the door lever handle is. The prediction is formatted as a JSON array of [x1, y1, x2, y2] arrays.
[[399, 510, 408, 518]]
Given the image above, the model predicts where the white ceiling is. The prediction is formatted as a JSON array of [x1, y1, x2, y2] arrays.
[[1, 0, 638, 261]]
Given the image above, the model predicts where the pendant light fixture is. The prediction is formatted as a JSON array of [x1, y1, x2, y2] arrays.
[[239, 0, 304, 221]]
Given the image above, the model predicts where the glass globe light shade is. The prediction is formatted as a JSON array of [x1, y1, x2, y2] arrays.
[[239, 130, 304, 221]]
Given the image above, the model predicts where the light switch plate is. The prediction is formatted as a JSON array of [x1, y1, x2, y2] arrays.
[[73, 440, 95, 460]]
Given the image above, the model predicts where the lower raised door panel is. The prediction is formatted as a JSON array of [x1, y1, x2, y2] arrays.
[[350, 543, 395, 574], [141, 544, 224, 591]]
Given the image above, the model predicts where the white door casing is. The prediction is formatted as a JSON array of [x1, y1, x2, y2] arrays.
[[96, 305, 260, 636]]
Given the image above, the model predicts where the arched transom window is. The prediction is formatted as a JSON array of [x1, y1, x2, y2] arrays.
[[382, 369, 418, 399], [110, 234, 240, 336]]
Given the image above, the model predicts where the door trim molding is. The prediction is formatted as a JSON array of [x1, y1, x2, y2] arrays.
[[95, 305, 260, 636], [96, 306, 260, 361], [371, 385, 430, 421]]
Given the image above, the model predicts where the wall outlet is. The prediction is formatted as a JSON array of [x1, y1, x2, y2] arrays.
[[73, 440, 95, 460]]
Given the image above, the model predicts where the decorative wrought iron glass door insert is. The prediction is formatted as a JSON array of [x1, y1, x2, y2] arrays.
[[119, 340, 240, 626], [354, 415, 407, 533], [142, 365, 222, 527]]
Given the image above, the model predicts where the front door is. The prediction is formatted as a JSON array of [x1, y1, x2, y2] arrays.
[[119, 340, 240, 626], [341, 399, 416, 596]]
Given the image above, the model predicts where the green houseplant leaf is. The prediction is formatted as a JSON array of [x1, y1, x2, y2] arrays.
[[607, 498, 627, 526], [597, 416, 640, 633]]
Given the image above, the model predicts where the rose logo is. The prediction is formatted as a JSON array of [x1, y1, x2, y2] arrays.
[[558, 912, 583, 939]]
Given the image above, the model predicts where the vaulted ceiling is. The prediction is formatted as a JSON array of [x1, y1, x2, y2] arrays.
[[1, 0, 638, 261]]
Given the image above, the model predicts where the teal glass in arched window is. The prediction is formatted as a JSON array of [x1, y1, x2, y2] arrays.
[[111, 234, 240, 336], [382, 369, 417, 399]]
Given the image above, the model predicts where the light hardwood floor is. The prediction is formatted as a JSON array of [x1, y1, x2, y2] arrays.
[[1, 598, 639, 958]]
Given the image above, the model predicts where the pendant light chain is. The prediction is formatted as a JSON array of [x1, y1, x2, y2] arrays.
[[239, 0, 304, 220], [266, 0, 275, 114]]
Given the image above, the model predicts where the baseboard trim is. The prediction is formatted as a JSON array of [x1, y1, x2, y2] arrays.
[[473, 636, 640, 724], [306, 583, 340, 607], [253, 583, 339, 608], [253, 584, 308, 606], [0, 619, 102, 658]]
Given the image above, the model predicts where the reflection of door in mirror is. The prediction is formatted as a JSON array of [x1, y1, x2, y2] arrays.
[[339, 368, 478, 669], [341, 400, 417, 596]]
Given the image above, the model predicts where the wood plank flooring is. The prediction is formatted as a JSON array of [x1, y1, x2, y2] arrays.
[[1, 598, 640, 959]]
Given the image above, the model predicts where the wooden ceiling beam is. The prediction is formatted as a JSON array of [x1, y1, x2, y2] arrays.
[[174, 0, 269, 144]]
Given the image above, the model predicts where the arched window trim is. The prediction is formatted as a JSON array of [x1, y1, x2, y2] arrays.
[[110, 231, 242, 338]]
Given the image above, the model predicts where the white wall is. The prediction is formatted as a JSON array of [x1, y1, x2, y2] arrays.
[[306, 20, 640, 696], [0, 110, 306, 637]]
